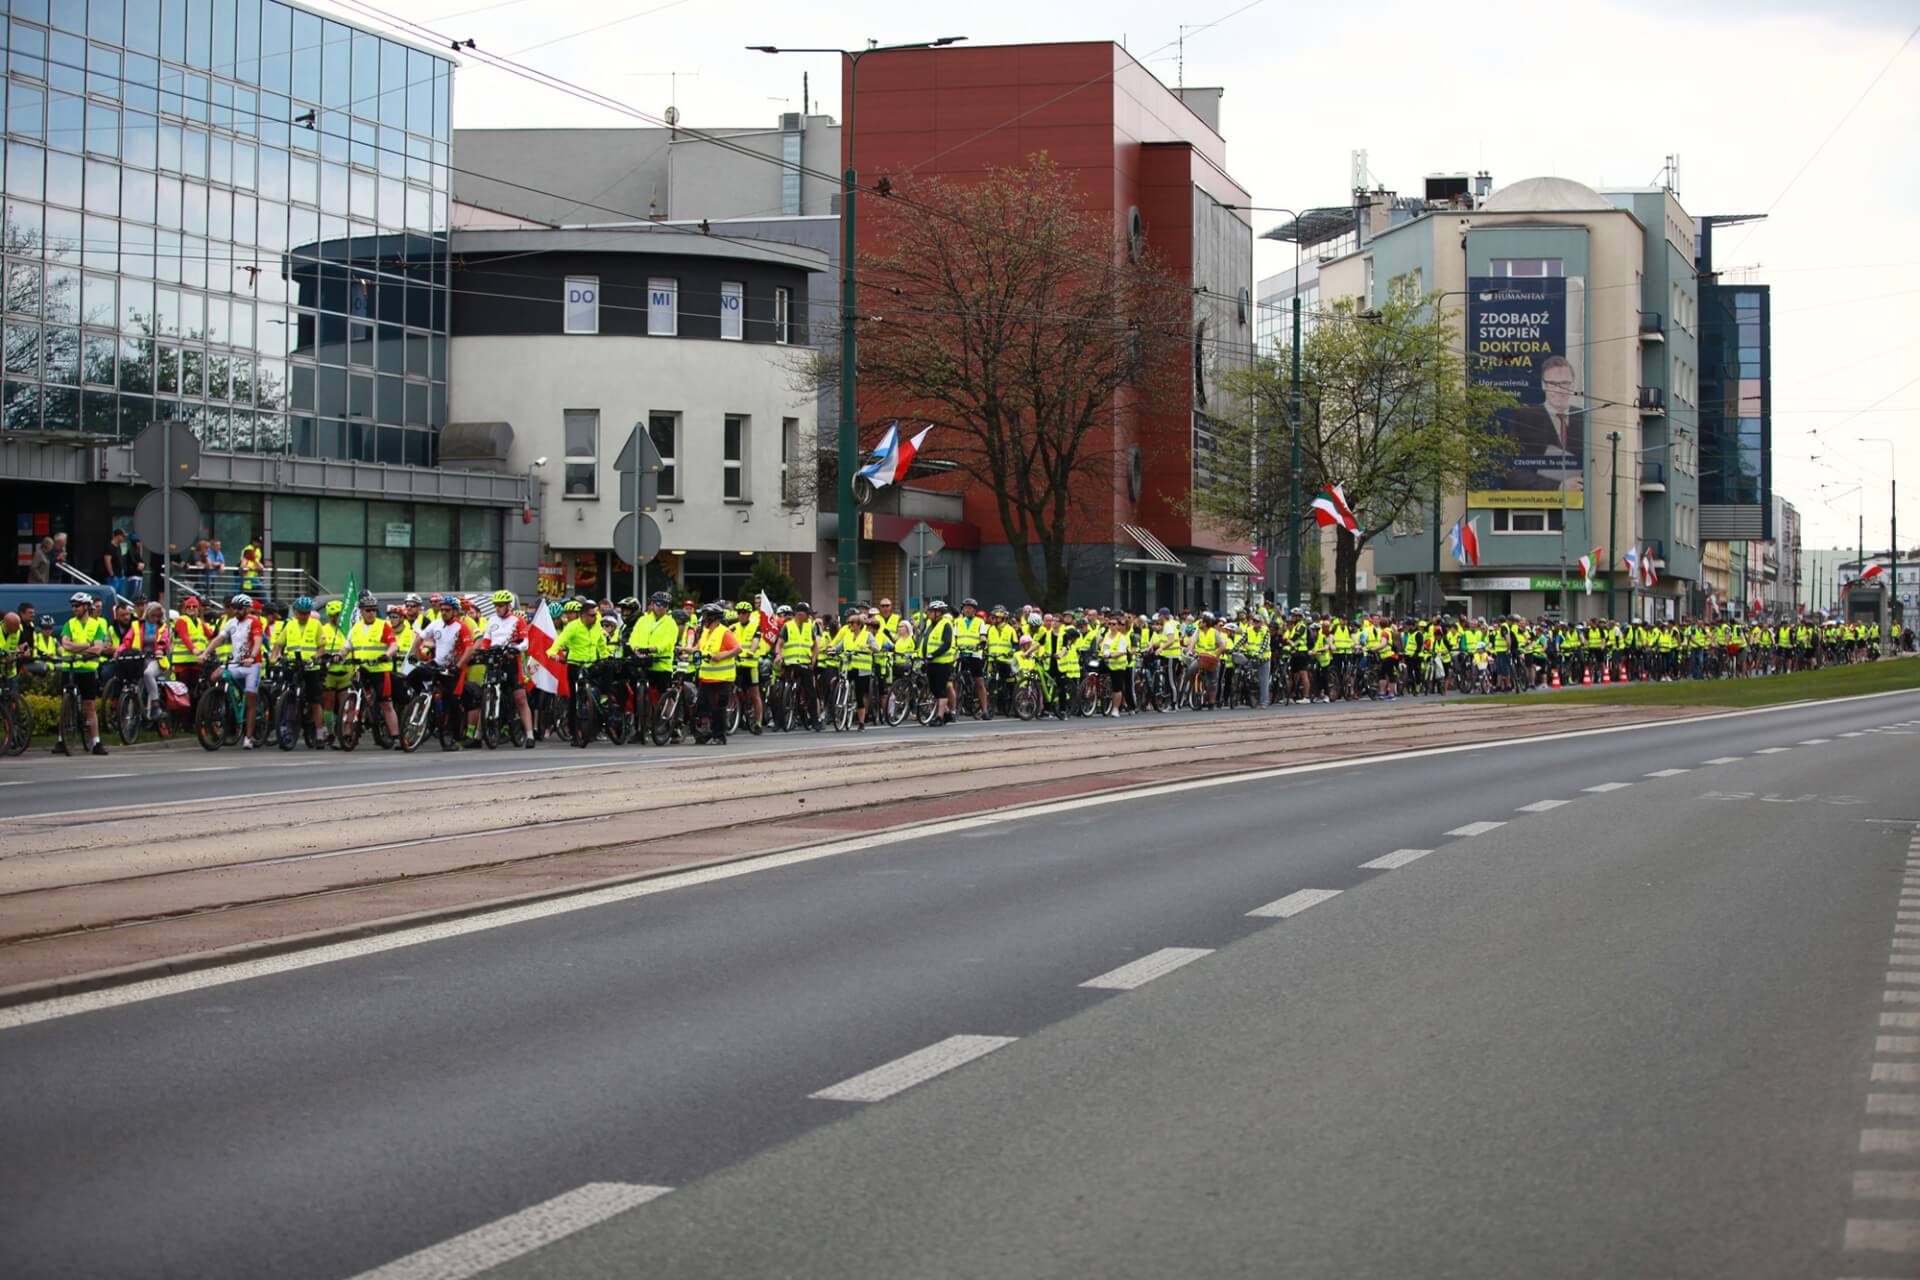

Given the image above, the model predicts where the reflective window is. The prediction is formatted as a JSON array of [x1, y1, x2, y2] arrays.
[[8, 82, 46, 142], [6, 142, 45, 202], [122, 166, 156, 222], [44, 205, 79, 264], [84, 103, 117, 159], [289, 9, 318, 103], [185, 0, 211, 69], [320, 18, 349, 110], [160, 0, 185, 63], [10, 23, 47, 81], [123, 110, 156, 169], [82, 159, 116, 214], [49, 32, 85, 93], [44, 148, 80, 207], [87, 42, 120, 100], [47, 91, 84, 153]]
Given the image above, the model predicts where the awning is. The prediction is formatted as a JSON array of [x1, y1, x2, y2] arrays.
[[1117, 523, 1183, 567], [1224, 554, 1260, 576]]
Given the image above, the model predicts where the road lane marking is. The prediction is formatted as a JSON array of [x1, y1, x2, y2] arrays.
[[1885, 995, 1920, 1008], [1877, 1037, 1920, 1054], [181, 765, 238, 772], [1582, 783, 1632, 793], [347, 1182, 671, 1280], [1874, 1061, 1920, 1081], [1702, 756, 1743, 764], [1842, 732, 1867, 738], [1248, 888, 1343, 918], [1644, 769, 1690, 778], [1883, 1013, 1920, 1028], [1863, 1129, 1920, 1154], [1887, 973, 1920, 985], [1845, 1218, 1920, 1251], [1081, 947, 1212, 991], [1445, 821, 1507, 836], [1514, 800, 1570, 813], [1754, 747, 1793, 754], [75, 772, 137, 780], [1857, 1170, 1920, 1198], [1359, 848, 1434, 870], [1868, 1093, 1920, 1115], [1799, 738, 1833, 745], [810, 1035, 1017, 1103]]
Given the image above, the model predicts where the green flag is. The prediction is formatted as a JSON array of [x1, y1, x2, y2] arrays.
[[339, 572, 357, 622]]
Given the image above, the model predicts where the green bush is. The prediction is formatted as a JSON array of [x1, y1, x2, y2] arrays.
[[738, 555, 799, 607]]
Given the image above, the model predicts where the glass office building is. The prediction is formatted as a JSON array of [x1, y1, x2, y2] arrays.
[[1, 0, 451, 455], [1695, 217, 1771, 542]]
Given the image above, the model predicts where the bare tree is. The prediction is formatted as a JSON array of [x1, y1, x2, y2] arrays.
[[806, 155, 1191, 609]]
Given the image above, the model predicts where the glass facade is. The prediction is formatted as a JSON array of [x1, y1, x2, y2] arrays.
[[0, 0, 452, 463], [1698, 283, 1769, 511]]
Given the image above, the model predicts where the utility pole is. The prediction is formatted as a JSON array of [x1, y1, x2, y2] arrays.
[[1606, 432, 1621, 621], [1862, 436, 1898, 652], [1288, 295, 1302, 610]]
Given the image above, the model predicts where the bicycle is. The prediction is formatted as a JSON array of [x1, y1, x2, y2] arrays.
[[267, 656, 326, 751], [0, 656, 33, 756], [335, 663, 397, 752], [102, 654, 166, 745], [399, 663, 465, 753], [473, 650, 529, 750], [1010, 662, 1055, 721], [569, 658, 632, 747], [649, 655, 698, 746], [194, 665, 250, 751]]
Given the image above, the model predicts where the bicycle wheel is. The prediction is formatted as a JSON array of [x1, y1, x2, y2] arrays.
[[0, 692, 27, 756], [400, 691, 432, 752], [115, 688, 142, 746], [650, 686, 679, 746], [725, 689, 742, 736], [913, 676, 938, 726], [274, 691, 301, 751], [338, 689, 363, 752], [1012, 678, 1038, 721], [195, 686, 226, 751], [882, 677, 909, 727], [572, 692, 601, 748]]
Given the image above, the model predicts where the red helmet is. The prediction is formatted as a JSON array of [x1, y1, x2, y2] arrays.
[[182, 597, 201, 609]]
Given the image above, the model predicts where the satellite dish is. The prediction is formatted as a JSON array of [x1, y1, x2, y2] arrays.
[[664, 105, 680, 126]]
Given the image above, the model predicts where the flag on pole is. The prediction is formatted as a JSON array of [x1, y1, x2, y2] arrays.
[[756, 589, 780, 642], [1448, 515, 1480, 567], [1861, 563, 1886, 583], [1310, 484, 1360, 533], [1578, 547, 1603, 595], [338, 572, 358, 623], [857, 423, 933, 491], [1622, 544, 1641, 587], [1641, 548, 1660, 588], [528, 602, 568, 697], [857, 422, 898, 474]]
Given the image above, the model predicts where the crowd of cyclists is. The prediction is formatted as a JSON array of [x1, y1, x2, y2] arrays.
[[0, 587, 1910, 758]]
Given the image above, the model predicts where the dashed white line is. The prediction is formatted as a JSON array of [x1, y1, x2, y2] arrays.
[[1844, 1217, 1920, 1251], [1445, 821, 1507, 837], [810, 1035, 1018, 1103], [1842, 732, 1867, 738], [1887, 972, 1920, 985], [1798, 738, 1832, 745], [1249, 888, 1343, 919], [1701, 756, 1743, 765], [1080, 947, 1212, 991], [1359, 848, 1435, 870], [1867, 1093, 1920, 1115], [1883, 1013, 1920, 1029], [1753, 747, 1793, 755], [1883, 994, 1920, 1008], [1514, 799, 1571, 813], [1863, 1129, 1920, 1155], [1856, 1169, 1920, 1198], [1874, 1062, 1920, 1081], [1582, 782, 1632, 793], [1644, 769, 1690, 778], [1877, 1037, 1920, 1055], [347, 1182, 672, 1280]]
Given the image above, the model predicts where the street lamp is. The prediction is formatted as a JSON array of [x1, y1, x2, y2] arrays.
[[751, 36, 968, 618], [1860, 435, 1899, 652], [1223, 204, 1306, 609]]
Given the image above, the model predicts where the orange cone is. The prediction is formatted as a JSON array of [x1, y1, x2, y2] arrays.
[[1601, 666, 1611, 684], [1550, 668, 1562, 688], [1581, 668, 1593, 685]]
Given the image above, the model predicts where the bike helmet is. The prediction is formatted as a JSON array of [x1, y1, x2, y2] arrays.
[[181, 596, 201, 609], [650, 591, 671, 606], [928, 600, 948, 612], [69, 591, 92, 606], [961, 597, 978, 608], [36, 614, 55, 631], [358, 594, 379, 609], [229, 594, 253, 609], [404, 593, 422, 606], [1200, 611, 1215, 623], [292, 595, 315, 612], [991, 605, 1008, 616], [794, 601, 812, 613], [492, 589, 514, 606], [735, 600, 754, 612], [776, 605, 793, 616], [700, 603, 725, 619], [324, 600, 343, 615]]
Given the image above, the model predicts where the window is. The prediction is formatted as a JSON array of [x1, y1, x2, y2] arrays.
[[1490, 508, 1565, 533], [723, 414, 748, 500], [1489, 258, 1565, 278], [648, 411, 678, 498], [781, 416, 800, 504], [563, 275, 598, 335], [562, 408, 597, 498], [774, 287, 791, 344], [647, 277, 676, 336], [719, 281, 743, 340]]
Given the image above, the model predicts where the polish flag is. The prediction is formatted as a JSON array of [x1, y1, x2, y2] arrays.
[[1578, 547, 1604, 595], [528, 603, 568, 697], [1448, 515, 1480, 567], [1861, 563, 1886, 582], [861, 424, 933, 490], [1310, 484, 1360, 533]]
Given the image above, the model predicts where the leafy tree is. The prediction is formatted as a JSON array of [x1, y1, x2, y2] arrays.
[[738, 554, 799, 607], [805, 155, 1192, 610], [1194, 292, 1514, 615]]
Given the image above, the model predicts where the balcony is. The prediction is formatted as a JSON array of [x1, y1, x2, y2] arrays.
[[1638, 311, 1665, 342], [1640, 463, 1667, 492], [1644, 539, 1666, 562], [1637, 386, 1666, 415]]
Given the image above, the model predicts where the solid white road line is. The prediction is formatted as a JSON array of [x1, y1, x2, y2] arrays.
[[1080, 947, 1212, 991], [1702, 756, 1743, 764], [348, 1182, 671, 1280], [1445, 821, 1507, 837], [1754, 747, 1793, 754], [1359, 848, 1434, 870], [1249, 888, 1343, 919], [1856, 1169, 1920, 1198], [1845, 1218, 1920, 1252], [1644, 768, 1691, 778], [810, 1035, 1017, 1103], [1582, 782, 1632, 793], [1867, 1093, 1920, 1115], [1862, 1129, 1920, 1155], [1514, 800, 1570, 813]]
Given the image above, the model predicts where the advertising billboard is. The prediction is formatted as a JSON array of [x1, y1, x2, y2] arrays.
[[1466, 276, 1586, 510]]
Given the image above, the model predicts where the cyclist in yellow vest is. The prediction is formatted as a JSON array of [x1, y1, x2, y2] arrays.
[[983, 606, 1018, 719], [729, 601, 766, 735], [779, 601, 822, 729], [1100, 617, 1132, 715], [348, 595, 402, 744], [56, 592, 113, 755], [954, 598, 989, 722], [921, 600, 958, 726], [693, 604, 741, 745], [274, 597, 333, 744], [1191, 611, 1223, 707]]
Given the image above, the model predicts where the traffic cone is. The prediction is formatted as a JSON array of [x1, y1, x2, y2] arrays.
[[1550, 668, 1561, 689], [1640, 668, 1650, 682], [1601, 666, 1611, 684], [1581, 668, 1593, 685], [1619, 662, 1630, 684]]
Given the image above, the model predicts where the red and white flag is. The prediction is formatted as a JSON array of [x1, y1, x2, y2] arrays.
[[1578, 547, 1603, 595], [757, 590, 780, 641], [1310, 484, 1360, 533], [528, 603, 569, 697], [860, 424, 933, 490], [1861, 563, 1886, 582]]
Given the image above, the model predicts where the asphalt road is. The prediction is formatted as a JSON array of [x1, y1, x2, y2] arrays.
[[2, 688, 1917, 1279]]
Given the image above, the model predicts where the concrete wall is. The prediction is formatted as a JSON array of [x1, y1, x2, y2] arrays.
[[451, 335, 815, 562]]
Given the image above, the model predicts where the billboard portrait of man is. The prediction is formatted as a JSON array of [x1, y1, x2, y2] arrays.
[[1467, 276, 1587, 506], [1507, 355, 1585, 493]]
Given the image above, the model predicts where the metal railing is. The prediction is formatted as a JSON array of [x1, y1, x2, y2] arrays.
[[162, 565, 325, 605]]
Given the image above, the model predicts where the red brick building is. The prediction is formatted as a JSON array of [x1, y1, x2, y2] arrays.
[[845, 41, 1256, 612]]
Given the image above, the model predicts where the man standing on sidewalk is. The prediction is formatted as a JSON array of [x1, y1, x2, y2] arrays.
[[101, 530, 129, 601]]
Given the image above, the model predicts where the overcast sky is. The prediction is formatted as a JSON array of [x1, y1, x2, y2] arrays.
[[320, 0, 1917, 555]]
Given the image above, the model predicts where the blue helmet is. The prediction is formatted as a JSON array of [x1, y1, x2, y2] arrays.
[[292, 596, 314, 612]]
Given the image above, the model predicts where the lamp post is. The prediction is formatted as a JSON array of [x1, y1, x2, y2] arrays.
[[751, 37, 967, 619], [1222, 204, 1307, 608], [1860, 435, 1899, 652], [1606, 432, 1621, 621]]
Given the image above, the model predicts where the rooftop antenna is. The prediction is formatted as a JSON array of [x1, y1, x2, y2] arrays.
[[625, 70, 700, 124]]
